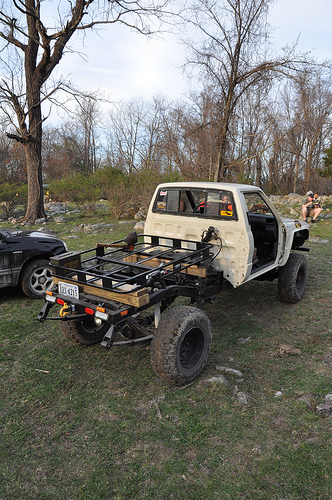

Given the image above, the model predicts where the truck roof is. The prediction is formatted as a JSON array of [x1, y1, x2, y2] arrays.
[[156, 182, 262, 192]]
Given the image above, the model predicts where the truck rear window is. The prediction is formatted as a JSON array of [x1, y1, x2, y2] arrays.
[[153, 188, 237, 220]]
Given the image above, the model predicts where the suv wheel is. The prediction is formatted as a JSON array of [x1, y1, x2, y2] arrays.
[[21, 259, 54, 299]]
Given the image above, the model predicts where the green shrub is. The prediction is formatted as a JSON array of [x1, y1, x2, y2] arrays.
[[93, 166, 128, 197], [0, 183, 28, 217], [47, 168, 184, 219], [48, 174, 102, 215]]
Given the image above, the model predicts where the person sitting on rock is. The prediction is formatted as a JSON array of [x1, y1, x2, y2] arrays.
[[301, 190, 321, 223]]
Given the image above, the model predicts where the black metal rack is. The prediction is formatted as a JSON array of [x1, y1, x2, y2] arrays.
[[50, 234, 213, 296]]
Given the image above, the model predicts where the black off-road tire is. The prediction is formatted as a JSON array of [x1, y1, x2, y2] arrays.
[[21, 258, 54, 299], [150, 305, 212, 386], [278, 253, 308, 304], [60, 313, 110, 346]]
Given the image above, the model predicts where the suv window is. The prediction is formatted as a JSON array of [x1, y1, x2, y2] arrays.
[[153, 188, 237, 220]]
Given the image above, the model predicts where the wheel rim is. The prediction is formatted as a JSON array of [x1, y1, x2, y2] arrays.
[[31, 267, 53, 294], [179, 327, 205, 369]]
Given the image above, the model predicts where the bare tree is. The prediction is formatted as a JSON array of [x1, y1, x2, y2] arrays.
[[0, 0, 171, 222], [295, 71, 332, 190], [183, 0, 302, 181], [139, 95, 166, 171], [271, 68, 332, 192], [42, 125, 85, 179], [162, 91, 218, 179], [74, 95, 102, 173], [106, 99, 146, 173]]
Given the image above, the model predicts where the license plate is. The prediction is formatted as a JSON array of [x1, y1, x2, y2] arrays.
[[58, 281, 79, 300]]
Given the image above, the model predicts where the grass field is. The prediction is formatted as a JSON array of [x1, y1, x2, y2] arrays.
[[1, 211, 331, 499]]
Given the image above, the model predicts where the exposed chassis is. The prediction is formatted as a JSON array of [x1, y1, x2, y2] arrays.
[[37, 234, 227, 349]]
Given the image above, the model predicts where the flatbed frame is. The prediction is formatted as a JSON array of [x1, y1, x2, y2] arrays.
[[49, 235, 213, 307], [37, 235, 224, 348]]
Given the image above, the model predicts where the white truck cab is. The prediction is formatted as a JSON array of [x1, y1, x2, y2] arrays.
[[145, 182, 309, 288]]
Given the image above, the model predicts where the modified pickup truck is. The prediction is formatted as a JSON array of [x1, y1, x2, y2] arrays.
[[37, 182, 309, 385]]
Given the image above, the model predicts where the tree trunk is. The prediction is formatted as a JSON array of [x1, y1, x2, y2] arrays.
[[293, 154, 300, 193], [213, 93, 233, 182], [24, 138, 45, 222], [256, 156, 262, 188], [24, 70, 45, 223]]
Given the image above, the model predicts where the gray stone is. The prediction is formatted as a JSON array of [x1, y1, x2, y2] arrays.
[[134, 212, 144, 220], [12, 208, 25, 218], [316, 400, 332, 416], [134, 221, 145, 232], [35, 218, 47, 224], [286, 193, 302, 198], [238, 336, 252, 344], [72, 224, 84, 232], [37, 227, 55, 235], [216, 366, 244, 378], [237, 392, 250, 406], [44, 202, 66, 214], [206, 375, 229, 386], [94, 203, 108, 210], [309, 237, 329, 243], [297, 395, 315, 408], [84, 223, 114, 232]]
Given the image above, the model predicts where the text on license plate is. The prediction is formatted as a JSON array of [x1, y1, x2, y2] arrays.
[[58, 281, 79, 300]]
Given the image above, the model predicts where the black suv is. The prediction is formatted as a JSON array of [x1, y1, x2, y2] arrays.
[[0, 228, 67, 299]]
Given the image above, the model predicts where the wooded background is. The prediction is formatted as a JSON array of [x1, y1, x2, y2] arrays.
[[0, 0, 331, 223]]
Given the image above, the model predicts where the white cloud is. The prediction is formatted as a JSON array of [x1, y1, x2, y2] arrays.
[[48, 0, 331, 114], [56, 24, 188, 103]]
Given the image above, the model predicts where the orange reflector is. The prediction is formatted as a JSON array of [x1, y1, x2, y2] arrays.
[[121, 310, 128, 317], [85, 307, 94, 315], [46, 291, 53, 296], [96, 306, 106, 313], [57, 298, 65, 305]]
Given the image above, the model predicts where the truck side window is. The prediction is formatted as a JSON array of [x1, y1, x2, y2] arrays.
[[206, 190, 235, 218], [154, 188, 237, 220], [154, 189, 179, 212], [244, 193, 272, 215]]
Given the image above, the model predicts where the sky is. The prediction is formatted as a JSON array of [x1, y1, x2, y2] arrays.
[[50, 0, 331, 112]]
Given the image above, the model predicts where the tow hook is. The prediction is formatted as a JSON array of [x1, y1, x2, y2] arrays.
[[59, 302, 71, 317]]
